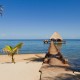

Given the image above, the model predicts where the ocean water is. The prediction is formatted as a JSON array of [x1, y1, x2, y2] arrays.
[[0, 39, 80, 70], [0, 39, 49, 54]]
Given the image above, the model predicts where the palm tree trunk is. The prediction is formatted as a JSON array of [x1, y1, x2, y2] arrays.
[[12, 55, 15, 64]]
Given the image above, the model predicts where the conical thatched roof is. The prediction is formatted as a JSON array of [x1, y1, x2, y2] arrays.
[[50, 32, 62, 40]]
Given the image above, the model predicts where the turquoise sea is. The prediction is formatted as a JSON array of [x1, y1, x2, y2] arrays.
[[0, 39, 80, 70]]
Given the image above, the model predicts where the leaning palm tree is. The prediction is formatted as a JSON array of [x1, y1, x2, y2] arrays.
[[3, 43, 23, 63], [0, 5, 3, 16]]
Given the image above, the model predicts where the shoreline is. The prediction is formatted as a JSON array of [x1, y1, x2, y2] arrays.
[[0, 53, 45, 63]]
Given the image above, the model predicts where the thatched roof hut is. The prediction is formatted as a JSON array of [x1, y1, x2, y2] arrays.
[[50, 32, 63, 41]]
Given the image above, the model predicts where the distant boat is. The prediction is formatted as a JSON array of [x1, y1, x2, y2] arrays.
[[43, 40, 49, 44]]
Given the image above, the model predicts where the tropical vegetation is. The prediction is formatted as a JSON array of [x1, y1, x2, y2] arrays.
[[3, 42, 23, 63]]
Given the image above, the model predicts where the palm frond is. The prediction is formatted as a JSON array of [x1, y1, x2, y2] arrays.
[[14, 42, 23, 49], [13, 47, 18, 53], [3, 45, 12, 52], [3, 43, 23, 55]]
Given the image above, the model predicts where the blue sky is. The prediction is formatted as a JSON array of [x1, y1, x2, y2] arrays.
[[0, 0, 80, 39]]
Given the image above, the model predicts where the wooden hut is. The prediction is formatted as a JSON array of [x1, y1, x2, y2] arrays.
[[50, 32, 65, 43]]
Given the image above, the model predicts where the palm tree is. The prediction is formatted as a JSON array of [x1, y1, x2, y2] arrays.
[[0, 5, 3, 16], [3, 43, 23, 63]]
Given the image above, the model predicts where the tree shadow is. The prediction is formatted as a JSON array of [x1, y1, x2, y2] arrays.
[[24, 57, 44, 63], [42, 73, 80, 80], [23, 54, 45, 63], [1, 62, 12, 64], [40, 64, 69, 72], [40, 64, 80, 73], [40, 64, 80, 80], [54, 73, 80, 80]]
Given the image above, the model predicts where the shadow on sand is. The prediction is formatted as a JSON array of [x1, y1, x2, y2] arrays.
[[23, 54, 44, 63], [24, 57, 44, 62], [1, 62, 12, 64], [43, 73, 80, 80], [40, 64, 80, 80]]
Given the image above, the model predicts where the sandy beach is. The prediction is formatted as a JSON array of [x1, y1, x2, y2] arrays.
[[0, 54, 45, 80], [0, 54, 80, 80]]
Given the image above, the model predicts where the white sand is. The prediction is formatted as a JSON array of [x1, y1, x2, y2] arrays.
[[0, 54, 45, 80], [0, 54, 80, 80], [0, 62, 42, 80]]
